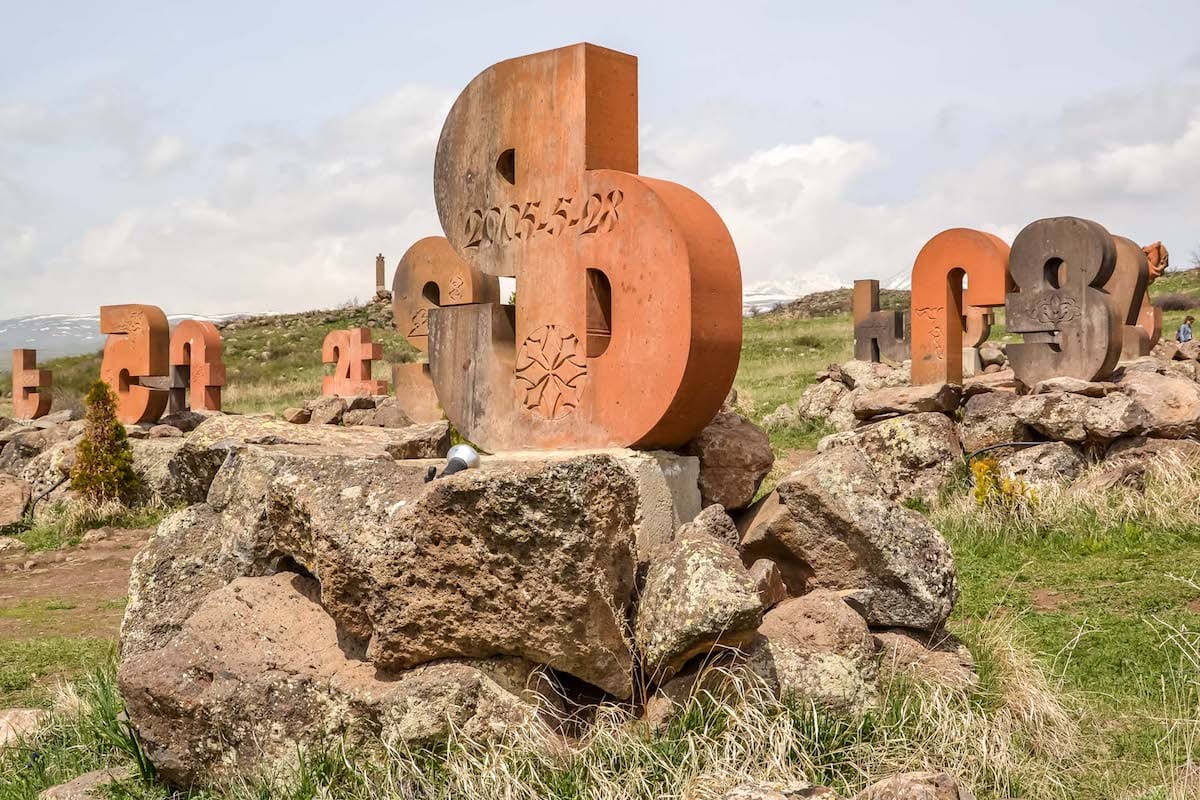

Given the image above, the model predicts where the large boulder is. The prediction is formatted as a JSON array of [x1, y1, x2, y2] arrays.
[[835, 360, 909, 391], [0, 474, 31, 527], [1011, 392, 1140, 443], [121, 448, 643, 698], [764, 380, 848, 431], [996, 443, 1086, 490], [958, 392, 1033, 453], [738, 447, 957, 631], [130, 439, 227, 507], [852, 384, 961, 421], [684, 412, 774, 511], [1105, 436, 1200, 467], [1115, 371, 1200, 439], [746, 591, 878, 714], [635, 507, 763, 681], [186, 413, 450, 461], [0, 425, 74, 474], [817, 413, 962, 503], [120, 572, 551, 786], [873, 628, 977, 691]]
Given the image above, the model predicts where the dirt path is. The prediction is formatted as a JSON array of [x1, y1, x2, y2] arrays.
[[0, 527, 152, 641]]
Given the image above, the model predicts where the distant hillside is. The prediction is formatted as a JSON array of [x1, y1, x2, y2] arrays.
[[0, 312, 251, 360], [754, 286, 911, 319]]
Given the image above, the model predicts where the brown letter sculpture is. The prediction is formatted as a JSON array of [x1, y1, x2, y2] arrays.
[[12, 349, 52, 420], [416, 43, 742, 451], [322, 328, 387, 397], [100, 304, 170, 424], [853, 279, 907, 362], [1135, 241, 1167, 352], [169, 320, 226, 413], [1006, 217, 1122, 386], [1105, 236, 1151, 361], [910, 229, 1011, 385]]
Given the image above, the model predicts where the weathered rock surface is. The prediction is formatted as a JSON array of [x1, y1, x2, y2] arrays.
[[1031, 376, 1117, 396], [130, 439, 226, 507], [855, 772, 975, 800], [381, 421, 451, 460], [873, 628, 977, 691], [996, 443, 1086, 489], [720, 781, 840, 799], [1105, 436, 1200, 466], [738, 447, 956, 631], [0, 707, 48, 747], [120, 572, 550, 786], [818, 413, 962, 503], [0, 474, 31, 527], [684, 411, 774, 511], [148, 424, 183, 439], [37, 769, 125, 800], [764, 380, 849, 431], [746, 591, 878, 713], [1011, 392, 1140, 443], [834, 360, 909, 391], [306, 396, 346, 425], [0, 425, 74, 474], [282, 407, 311, 424], [1116, 371, 1200, 439], [748, 558, 788, 609], [636, 509, 763, 681], [122, 448, 641, 697], [187, 413, 449, 461], [852, 384, 961, 420], [958, 392, 1032, 453]]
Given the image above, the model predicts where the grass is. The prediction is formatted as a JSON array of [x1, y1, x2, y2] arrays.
[[9, 501, 167, 553]]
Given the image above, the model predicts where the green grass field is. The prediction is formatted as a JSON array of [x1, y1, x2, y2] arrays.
[[3, 270, 1200, 798]]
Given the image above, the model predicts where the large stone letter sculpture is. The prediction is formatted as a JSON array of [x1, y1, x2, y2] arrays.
[[100, 304, 170, 424], [1006, 217, 1122, 386], [391, 236, 500, 422], [322, 328, 387, 397], [12, 349, 52, 419], [415, 43, 741, 451], [910, 229, 1010, 385], [1104, 236, 1151, 361], [169, 320, 226, 413], [1136, 241, 1167, 353], [853, 279, 908, 362]]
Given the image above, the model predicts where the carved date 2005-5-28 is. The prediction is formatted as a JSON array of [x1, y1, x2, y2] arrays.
[[463, 190, 623, 249]]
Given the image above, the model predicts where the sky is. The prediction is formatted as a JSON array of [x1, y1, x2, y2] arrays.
[[2, 0, 1200, 317]]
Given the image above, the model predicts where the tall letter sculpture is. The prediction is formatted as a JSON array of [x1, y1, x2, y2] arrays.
[[100, 305, 170, 424], [169, 320, 226, 413], [1006, 217, 1122, 386], [403, 43, 740, 451], [12, 349, 52, 419], [853, 280, 907, 362], [1104, 236, 1151, 361], [1134, 241, 1167, 353], [391, 237, 500, 422], [910, 229, 1011, 385], [322, 328, 388, 397]]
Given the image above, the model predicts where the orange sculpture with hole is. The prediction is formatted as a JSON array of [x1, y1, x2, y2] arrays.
[[322, 328, 387, 397], [415, 43, 741, 451], [910, 229, 1011, 385], [12, 349, 52, 420], [169, 320, 226, 413], [100, 304, 170, 424]]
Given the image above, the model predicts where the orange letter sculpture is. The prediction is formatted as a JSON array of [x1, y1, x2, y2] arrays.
[[1104, 236, 1151, 361], [390, 237, 500, 422], [410, 43, 741, 451], [169, 320, 226, 413], [1006, 217, 1122, 386], [910, 229, 1011, 385], [322, 328, 387, 397], [100, 304, 170, 424], [12, 349, 52, 420], [1134, 241, 1167, 353]]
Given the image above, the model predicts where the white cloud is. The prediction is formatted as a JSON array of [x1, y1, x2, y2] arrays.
[[141, 134, 189, 174]]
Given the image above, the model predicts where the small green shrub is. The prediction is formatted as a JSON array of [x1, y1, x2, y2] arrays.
[[69, 381, 139, 505]]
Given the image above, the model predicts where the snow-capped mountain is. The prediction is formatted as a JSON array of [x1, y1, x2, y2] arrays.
[[742, 277, 843, 315], [0, 312, 253, 360]]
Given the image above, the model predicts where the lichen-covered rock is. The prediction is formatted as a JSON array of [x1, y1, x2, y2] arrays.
[[1011, 392, 1140, 443], [854, 772, 975, 800], [0, 425, 74, 474], [996, 442, 1086, 489], [958, 392, 1033, 453], [148, 424, 183, 439], [684, 412, 774, 511], [636, 511, 762, 681], [382, 421, 451, 460], [817, 413, 962, 503], [186, 413, 449, 460], [837, 360, 909, 391], [738, 447, 956, 631], [746, 591, 878, 714], [852, 384, 961, 420], [122, 448, 641, 697], [120, 572, 550, 787], [1115, 371, 1200, 439], [748, 558, 788, 609], [0, 474, 31, 527], [1031, 376, 1117, 396], [129, 439, 226, 507], [306, 396, 346, 425]]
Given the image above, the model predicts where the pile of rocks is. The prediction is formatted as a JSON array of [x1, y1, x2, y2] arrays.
[[282, 394, 417, 428], [768, 349, 1200, 494], [95, 404, 964, 788]]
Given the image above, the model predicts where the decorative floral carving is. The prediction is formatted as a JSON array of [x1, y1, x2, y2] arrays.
[[514, 325, 588, 420]]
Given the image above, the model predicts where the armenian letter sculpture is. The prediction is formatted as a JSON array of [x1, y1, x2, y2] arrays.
[[322, 328, 387, 397], [1133, 241, 1167, 354], [100, 304, 170, 424], [169, 320, 226, 413], [12, 349, 52, 420], [910, 229, 1011, 385], [1005, 217, 1122, 386], [397, 43, 741, 451], [852, 280, 908, 362], [1104, 236, 1151, 362]]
